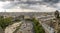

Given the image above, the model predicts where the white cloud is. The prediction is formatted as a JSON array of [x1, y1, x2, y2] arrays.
[[27, 4, 56, 12], [4, 9, 36, 12], [54, 2, 60, 10], [0, 1, 10, 9], [2, 5, 56, 12], [0, 4, 56, 12], [39, 5, 56, 12]]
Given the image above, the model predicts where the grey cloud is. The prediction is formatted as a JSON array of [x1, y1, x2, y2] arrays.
[[43, 0, 60, 4], [41, 0, 60, 10]]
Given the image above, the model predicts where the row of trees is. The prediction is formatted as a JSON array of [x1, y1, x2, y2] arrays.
[[32, 18, 45, 33], [0, 16, 13, 29]]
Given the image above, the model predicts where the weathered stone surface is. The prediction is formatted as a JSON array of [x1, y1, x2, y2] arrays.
[[0, 27, 4, 33]]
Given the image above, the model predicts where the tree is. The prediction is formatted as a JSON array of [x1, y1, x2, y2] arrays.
[[0, 17, 12, 29], [32, 18, 45, 33]]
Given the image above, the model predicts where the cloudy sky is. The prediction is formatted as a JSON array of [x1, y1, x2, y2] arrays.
[[0, 0, 60, 12]]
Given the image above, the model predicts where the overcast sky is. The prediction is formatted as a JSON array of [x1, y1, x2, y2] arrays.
[[0, 0, 60, 12]]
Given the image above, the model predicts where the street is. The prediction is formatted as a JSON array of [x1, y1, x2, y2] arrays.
[[15, 20, 34, 33]]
